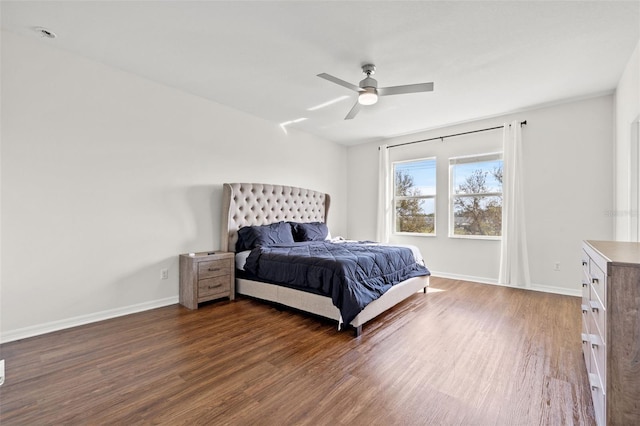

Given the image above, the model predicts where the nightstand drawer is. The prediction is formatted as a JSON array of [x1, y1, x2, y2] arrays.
[[198, 259, 230, 279], [198, 276, 230, 299]]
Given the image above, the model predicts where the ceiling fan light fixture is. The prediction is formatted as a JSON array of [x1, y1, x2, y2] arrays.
[[358, 88, 378, 105]]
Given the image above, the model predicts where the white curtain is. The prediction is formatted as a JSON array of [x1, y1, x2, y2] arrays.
[[499, 121, 531, 287], [376, 144, 391, 243]]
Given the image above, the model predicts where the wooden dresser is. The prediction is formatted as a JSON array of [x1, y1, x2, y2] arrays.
[[179, 251, 235, 309], [581, 240, 640, 425]]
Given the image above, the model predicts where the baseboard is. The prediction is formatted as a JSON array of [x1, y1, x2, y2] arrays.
[[0, 296, 179, 344], [526, 283, 581, 297], [430, 271, 581, 297], [1, 272, 580, 343], [430, 271, 499, 286]]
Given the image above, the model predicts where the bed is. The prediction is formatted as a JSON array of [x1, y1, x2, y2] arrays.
[[220, 182, 430, 336]]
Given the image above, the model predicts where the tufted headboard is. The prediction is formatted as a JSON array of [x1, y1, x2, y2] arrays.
[[221, 183, 331, 252]]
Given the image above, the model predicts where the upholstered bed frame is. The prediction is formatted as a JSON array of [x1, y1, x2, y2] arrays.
[[221, 182, 429, 336]]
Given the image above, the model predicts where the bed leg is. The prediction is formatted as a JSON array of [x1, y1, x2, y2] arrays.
[[354, 325, 362, 337], [423, 286, 427, 294]]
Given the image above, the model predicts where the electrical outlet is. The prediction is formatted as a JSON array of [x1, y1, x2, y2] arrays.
[[554, 262, 561, 271], [160, 268, 169, 280], [0, 359, 5, 386]]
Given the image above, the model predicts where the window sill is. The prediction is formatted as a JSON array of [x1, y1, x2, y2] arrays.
[[448, 234, 501, 241], [393, 232, 437, 237]]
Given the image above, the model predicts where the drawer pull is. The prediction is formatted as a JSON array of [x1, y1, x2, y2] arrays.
[[207, 284, 223, 290], [581, 281, 588, 288], [582, 261, 588, 266], [208, 268, 220, 272], [581, 304, 589, 314], [589, 300, 600, 313], [581, 333, 589, 344], [588, 373, 600, 391], [591, 277, 599, 284]]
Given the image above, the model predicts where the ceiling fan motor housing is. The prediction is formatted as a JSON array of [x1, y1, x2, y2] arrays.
[[360, 64, 377, 89], [359, 76, 378, 90]]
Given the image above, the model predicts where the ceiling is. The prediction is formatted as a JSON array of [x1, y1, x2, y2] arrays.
[[2, 1, 639, 146]]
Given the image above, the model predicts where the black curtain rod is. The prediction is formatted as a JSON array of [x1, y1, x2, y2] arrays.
[[384, 120, 527, 150]]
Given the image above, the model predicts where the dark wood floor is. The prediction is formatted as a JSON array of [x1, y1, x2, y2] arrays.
[[0, 277, 595, 425]]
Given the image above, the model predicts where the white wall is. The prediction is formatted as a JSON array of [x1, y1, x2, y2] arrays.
[[347, 95, 614, 295], [614, 40, 640, 241], [0, 31, 347, 341]]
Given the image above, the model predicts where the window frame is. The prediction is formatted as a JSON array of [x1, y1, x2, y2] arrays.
[[448, 152, 503, 240], [392, 157, 437, 237]]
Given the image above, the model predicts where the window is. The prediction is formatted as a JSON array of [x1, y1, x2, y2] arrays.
[[393, 158, 436, 235], [450, 153, 503, 238]]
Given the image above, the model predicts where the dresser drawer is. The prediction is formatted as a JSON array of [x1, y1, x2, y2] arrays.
[[588, 295, 606, 341], [581, 271, 590, 306], [581, 318, 592, 371], [589, 260, 606, 307], [589, 372, 606, 426], [581, 251, 590, 275], [198, 259, 230, 279], [589, 334, 606, 393], [198, 275, 230, 298], [588, 308, 606, 382]]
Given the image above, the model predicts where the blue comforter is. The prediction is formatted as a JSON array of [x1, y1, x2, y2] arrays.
[[243, 241, 430, 324]]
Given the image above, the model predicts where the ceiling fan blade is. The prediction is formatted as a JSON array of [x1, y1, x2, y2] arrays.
[[318, 73, 362, 92], [378, 82, 434, 96], [344, 101, 361, 120]]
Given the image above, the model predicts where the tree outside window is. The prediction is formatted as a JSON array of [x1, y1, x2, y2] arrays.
[[393, 158, 436, 235], [450, 153, 503, 238]]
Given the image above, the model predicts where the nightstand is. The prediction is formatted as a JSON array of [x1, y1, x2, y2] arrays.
[[179, 251, 235, 309]]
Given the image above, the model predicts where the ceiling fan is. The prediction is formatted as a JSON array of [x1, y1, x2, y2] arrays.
[[317, 64, 434, 120]]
